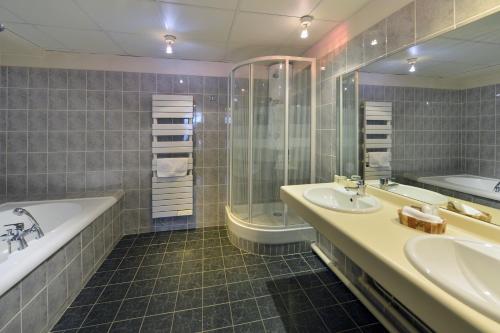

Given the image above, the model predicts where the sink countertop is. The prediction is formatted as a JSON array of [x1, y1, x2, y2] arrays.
[[280, 182, 500, 333]]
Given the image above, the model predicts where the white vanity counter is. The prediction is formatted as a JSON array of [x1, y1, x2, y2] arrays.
[[280, 182, 500, 333]]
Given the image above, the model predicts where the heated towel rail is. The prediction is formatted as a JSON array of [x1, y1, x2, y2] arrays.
[[152, 94, 194, 218]]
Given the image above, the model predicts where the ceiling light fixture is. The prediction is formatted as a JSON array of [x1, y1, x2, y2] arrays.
[[300, 16, 313, 39], [370, 39, 378, 46], [407, 58, 417, 73], [164, 34, 176, 54]]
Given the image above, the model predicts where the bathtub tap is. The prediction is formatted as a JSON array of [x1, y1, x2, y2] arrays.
[[494, 182, 500, 193], [1, 223, 29, 253], [13, 207, 45, 238]]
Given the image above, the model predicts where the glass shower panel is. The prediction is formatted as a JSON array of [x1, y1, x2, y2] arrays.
[[337, 72, 359, 177], [287, 61, 312, 225], [251, 61, 286, 226], [230, 65, 250, 221]]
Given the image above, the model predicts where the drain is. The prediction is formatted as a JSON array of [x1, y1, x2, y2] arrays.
[[273, 212, 283, 217]]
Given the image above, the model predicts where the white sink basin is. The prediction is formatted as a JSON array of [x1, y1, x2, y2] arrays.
[[405, 235, 500, 322], [367, 181, 447, 206], [303, 186, 381, 213]]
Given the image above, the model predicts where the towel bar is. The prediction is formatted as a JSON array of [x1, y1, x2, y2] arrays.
[[362, 101, 392, 180], [152, 94, 194, 218]]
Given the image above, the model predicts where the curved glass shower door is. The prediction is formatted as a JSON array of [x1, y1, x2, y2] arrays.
[[229, 56, 315, 228], [230, 65, 250, 221], [251, 60, 286, 226]]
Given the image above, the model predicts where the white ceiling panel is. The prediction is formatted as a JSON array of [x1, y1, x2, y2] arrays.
[[0, 0, 97, 29], [171, 40, 227, 61], [230, 12, 298, 45], [0, 5, 25, 23], [4, 23, 65, 49], [239, 0, 320, 17], [160, 3, 233, 43], [0, 30, 41, 54], [0, 0, 372, 62], [311, 0, 370, 21], [110, 31, 165, 58], [226, 43, 282, 62], [37, 26, 123, 54], [75, 0, 164, 34], [158, 0, 239, 10]]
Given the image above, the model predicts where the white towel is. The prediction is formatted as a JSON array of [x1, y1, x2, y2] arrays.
[[368, 152, 391, 168], [156, 158, 188, 178], [450, 200, 482, 217], [402, 206, 443, 224]]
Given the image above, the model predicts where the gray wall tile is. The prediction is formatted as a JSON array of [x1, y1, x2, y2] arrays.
[[1, 66, 228, 231], [387, 3, 415, 52], [416, 0, 454, 39]]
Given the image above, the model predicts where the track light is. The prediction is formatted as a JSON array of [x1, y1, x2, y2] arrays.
[[164, 34, 176, 54], [300, 16, 313, 39], [407, 58, 417, 73]]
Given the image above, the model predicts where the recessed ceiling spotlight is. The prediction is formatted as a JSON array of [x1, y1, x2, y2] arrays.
[[164, 34, 176, 54], [407, 58, 417, 73], [320, 66, 326, 71], [370, 39, 378, 46], [300, 16, 313, 39]]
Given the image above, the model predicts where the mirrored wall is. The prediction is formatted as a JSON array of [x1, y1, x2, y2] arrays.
[[339, 11, 500, 225]]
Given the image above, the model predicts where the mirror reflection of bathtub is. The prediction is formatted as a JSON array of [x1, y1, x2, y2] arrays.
[[417, 175, 500, 203]]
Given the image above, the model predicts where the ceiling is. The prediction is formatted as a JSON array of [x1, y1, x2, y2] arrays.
[[361, 12, 500, 79], [0, 0, 370, 63]]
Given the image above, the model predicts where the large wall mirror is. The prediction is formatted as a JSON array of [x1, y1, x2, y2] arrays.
[[339, 12, 500, 226]]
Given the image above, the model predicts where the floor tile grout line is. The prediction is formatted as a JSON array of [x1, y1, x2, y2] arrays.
[[73, 236, 136, 331], [54, 228, 375, 333], [134, 238, 167, 333]]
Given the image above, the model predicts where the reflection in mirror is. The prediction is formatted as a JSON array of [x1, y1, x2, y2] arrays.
[[336, 72, 359, 177], [351, 12, 500, 225]]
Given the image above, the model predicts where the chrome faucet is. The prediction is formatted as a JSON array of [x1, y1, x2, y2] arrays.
[[345, 180, 367, 196], [494, 182, 500, 193], [379, 177, 398, 190], [12, 208, 44, 238], [1, 223, 29, 253]]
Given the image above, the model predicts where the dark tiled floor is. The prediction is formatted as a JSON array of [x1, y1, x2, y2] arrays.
[[52, 226, 386, 333]]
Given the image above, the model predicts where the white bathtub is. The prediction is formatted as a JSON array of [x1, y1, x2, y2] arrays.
[[0, 196, 118, 297], [417, 174, 500, 201]]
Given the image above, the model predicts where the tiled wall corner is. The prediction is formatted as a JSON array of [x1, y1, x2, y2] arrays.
[[0, 66, 228, 234]]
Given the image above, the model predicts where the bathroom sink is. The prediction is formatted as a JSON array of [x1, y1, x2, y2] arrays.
[[303, 186, 381, 213], [405, 235, 500, 322], [367, 181, 447, 206]]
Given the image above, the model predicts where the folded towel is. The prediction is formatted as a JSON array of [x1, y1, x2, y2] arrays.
[[156, 158, 188, 178], [447, 200, 492, 222], [402, 206, 443, 224], [368, 152, 391, 168], [448, 200, 481, 216]]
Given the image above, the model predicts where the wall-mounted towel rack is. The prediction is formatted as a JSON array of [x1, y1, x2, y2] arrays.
[[361, 101, 392, 180], [152, 94, 194, 219]]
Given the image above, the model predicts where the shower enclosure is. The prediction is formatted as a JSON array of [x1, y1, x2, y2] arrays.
[[226, 56, 316, 253]]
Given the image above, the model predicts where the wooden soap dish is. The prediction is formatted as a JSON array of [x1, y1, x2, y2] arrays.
[[446, 202, 492, 223], [398, 206, 447, 234]]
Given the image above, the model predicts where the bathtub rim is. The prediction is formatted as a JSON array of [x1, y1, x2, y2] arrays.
[[417, 174, 500, 202], [0, 193, 122, 298]]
